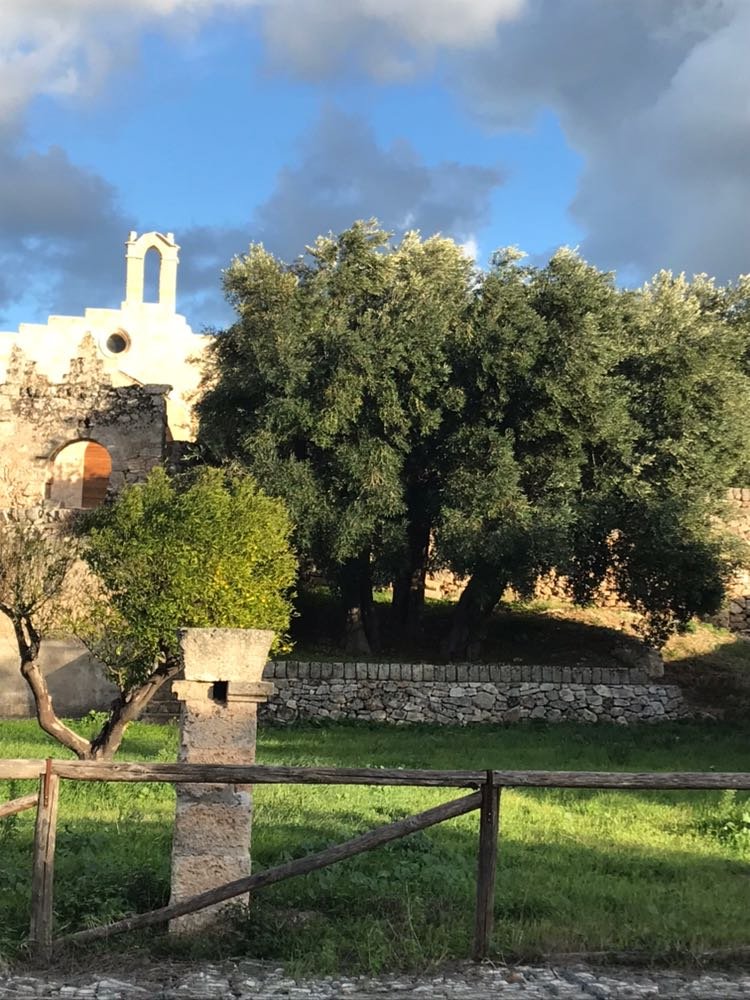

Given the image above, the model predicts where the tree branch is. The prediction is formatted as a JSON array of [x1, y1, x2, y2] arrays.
[[89, 653, 182, 760], [14, 615, 92, 760]]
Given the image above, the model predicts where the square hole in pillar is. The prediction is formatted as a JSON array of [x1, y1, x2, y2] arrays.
[[210, 680, 229, 705]]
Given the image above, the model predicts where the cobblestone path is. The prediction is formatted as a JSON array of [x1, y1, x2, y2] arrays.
[[2, 962, 750, 999]]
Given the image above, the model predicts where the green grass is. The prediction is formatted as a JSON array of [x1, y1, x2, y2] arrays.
[[2, 719, 750, 973]]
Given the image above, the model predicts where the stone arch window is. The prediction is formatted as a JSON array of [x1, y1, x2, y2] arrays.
[[124, 231, 179, 311], [47, 441, 112, 509], [143, 246, 161, 303]]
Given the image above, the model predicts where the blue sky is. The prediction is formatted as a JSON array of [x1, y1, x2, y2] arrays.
[[1, 1, 748, 331]]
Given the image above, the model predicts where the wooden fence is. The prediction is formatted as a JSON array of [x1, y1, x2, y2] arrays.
[[2, 758, 750, 963]]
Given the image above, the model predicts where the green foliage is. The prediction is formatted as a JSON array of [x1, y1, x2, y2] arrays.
[[80, 467, 297, 688], [564, 272, 750, 644], [0, 506, 80, 631], [200, 222, 472, 564], [198, 222, 473, 646], [199, 221, 750, 653]]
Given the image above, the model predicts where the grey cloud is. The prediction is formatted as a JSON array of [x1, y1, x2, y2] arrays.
[[175, 108, 506, 328], [0, 142, 240, 331], [252, 107, 505, 260], [453, 0, 750, 281], [261, 0, 525, 81], [0, 143, 131, 326], [176, 225, 248, 330], [0, 103, 505, 333]]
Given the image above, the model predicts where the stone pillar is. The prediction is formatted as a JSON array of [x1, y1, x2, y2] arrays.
[[169, 628, 275, 934]]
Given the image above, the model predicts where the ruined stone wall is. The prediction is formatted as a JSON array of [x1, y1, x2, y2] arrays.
[[257, 661, 691, 726], [0, 336, 168, 505], [0, 336, 171, 719], [722, 488, 750, 630]]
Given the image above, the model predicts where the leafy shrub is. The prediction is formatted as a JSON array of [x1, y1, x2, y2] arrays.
[[81, 466, 297, 688]]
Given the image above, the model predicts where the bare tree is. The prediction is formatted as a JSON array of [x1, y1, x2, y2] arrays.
[[0, 505, 93, 758]]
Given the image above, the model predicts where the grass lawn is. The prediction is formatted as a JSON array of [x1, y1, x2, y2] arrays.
[[1, 719, 750, 974]]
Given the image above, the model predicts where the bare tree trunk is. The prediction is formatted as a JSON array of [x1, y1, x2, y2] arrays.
[[340, 552, 378, 656], [89, 653, 182, 760], [10, 614, 92, 760], [444, 570, 506, 661], [5, 607, 180, 762], [392, 513, 431, 635]]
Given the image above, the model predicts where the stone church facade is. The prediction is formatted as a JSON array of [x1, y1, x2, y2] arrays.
[[0, 232, 209, 716]]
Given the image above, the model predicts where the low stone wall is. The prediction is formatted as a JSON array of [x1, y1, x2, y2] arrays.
[[259, 661, 691, 725]]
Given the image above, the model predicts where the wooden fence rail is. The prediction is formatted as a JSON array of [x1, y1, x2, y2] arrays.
[[2, 758, 749, 963], [3, 758, 750, 789], [0, 791, 38, 820]]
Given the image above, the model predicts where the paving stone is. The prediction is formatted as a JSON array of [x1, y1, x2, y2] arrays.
[[3, 964, 750, 998]]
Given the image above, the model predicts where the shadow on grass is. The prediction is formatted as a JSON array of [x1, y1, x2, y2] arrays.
[[665, 637, 750, 720], [287, 586, 640, 666]]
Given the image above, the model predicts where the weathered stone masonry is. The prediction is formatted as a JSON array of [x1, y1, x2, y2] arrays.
[[0, 337, 168, 503], [259, 662, 691, 725]]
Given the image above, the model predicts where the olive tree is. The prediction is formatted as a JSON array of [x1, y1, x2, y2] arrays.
[[198, 221, 471, 653]]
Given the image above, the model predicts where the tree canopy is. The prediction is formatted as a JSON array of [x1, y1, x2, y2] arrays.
[[198, 221, 750, 657], [198, 222, 472, 651]]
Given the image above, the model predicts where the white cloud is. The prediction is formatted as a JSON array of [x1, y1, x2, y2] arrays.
[[0, 0, 257, 123], [455, 0, 750, 282], [0, 0, 528, 122], [262, 0, 526, 78], [459, 237, 479, 261]]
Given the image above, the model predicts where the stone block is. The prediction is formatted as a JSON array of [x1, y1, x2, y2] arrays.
[[180, 709, 258, 753], [178, 628, 274, 683], [169, 854, 251, 934], [473, 690, 495, 710], [171, 798, 252, 855]]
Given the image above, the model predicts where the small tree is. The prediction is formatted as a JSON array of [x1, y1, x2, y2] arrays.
[[0, 507, 92, 758], [1, 467, 296, 760]]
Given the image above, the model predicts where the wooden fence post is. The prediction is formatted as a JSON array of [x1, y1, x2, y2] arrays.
[[30, 759, 60, 961], [473, 770, 500, 961]]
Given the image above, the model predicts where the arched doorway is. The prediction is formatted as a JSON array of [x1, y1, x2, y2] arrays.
[[47, 441, 112, 509]]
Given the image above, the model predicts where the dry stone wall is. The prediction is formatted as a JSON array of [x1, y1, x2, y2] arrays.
[[259, 661, 691, 725]]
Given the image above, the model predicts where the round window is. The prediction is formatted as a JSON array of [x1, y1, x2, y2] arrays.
[[106, 331, 130, 354]]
